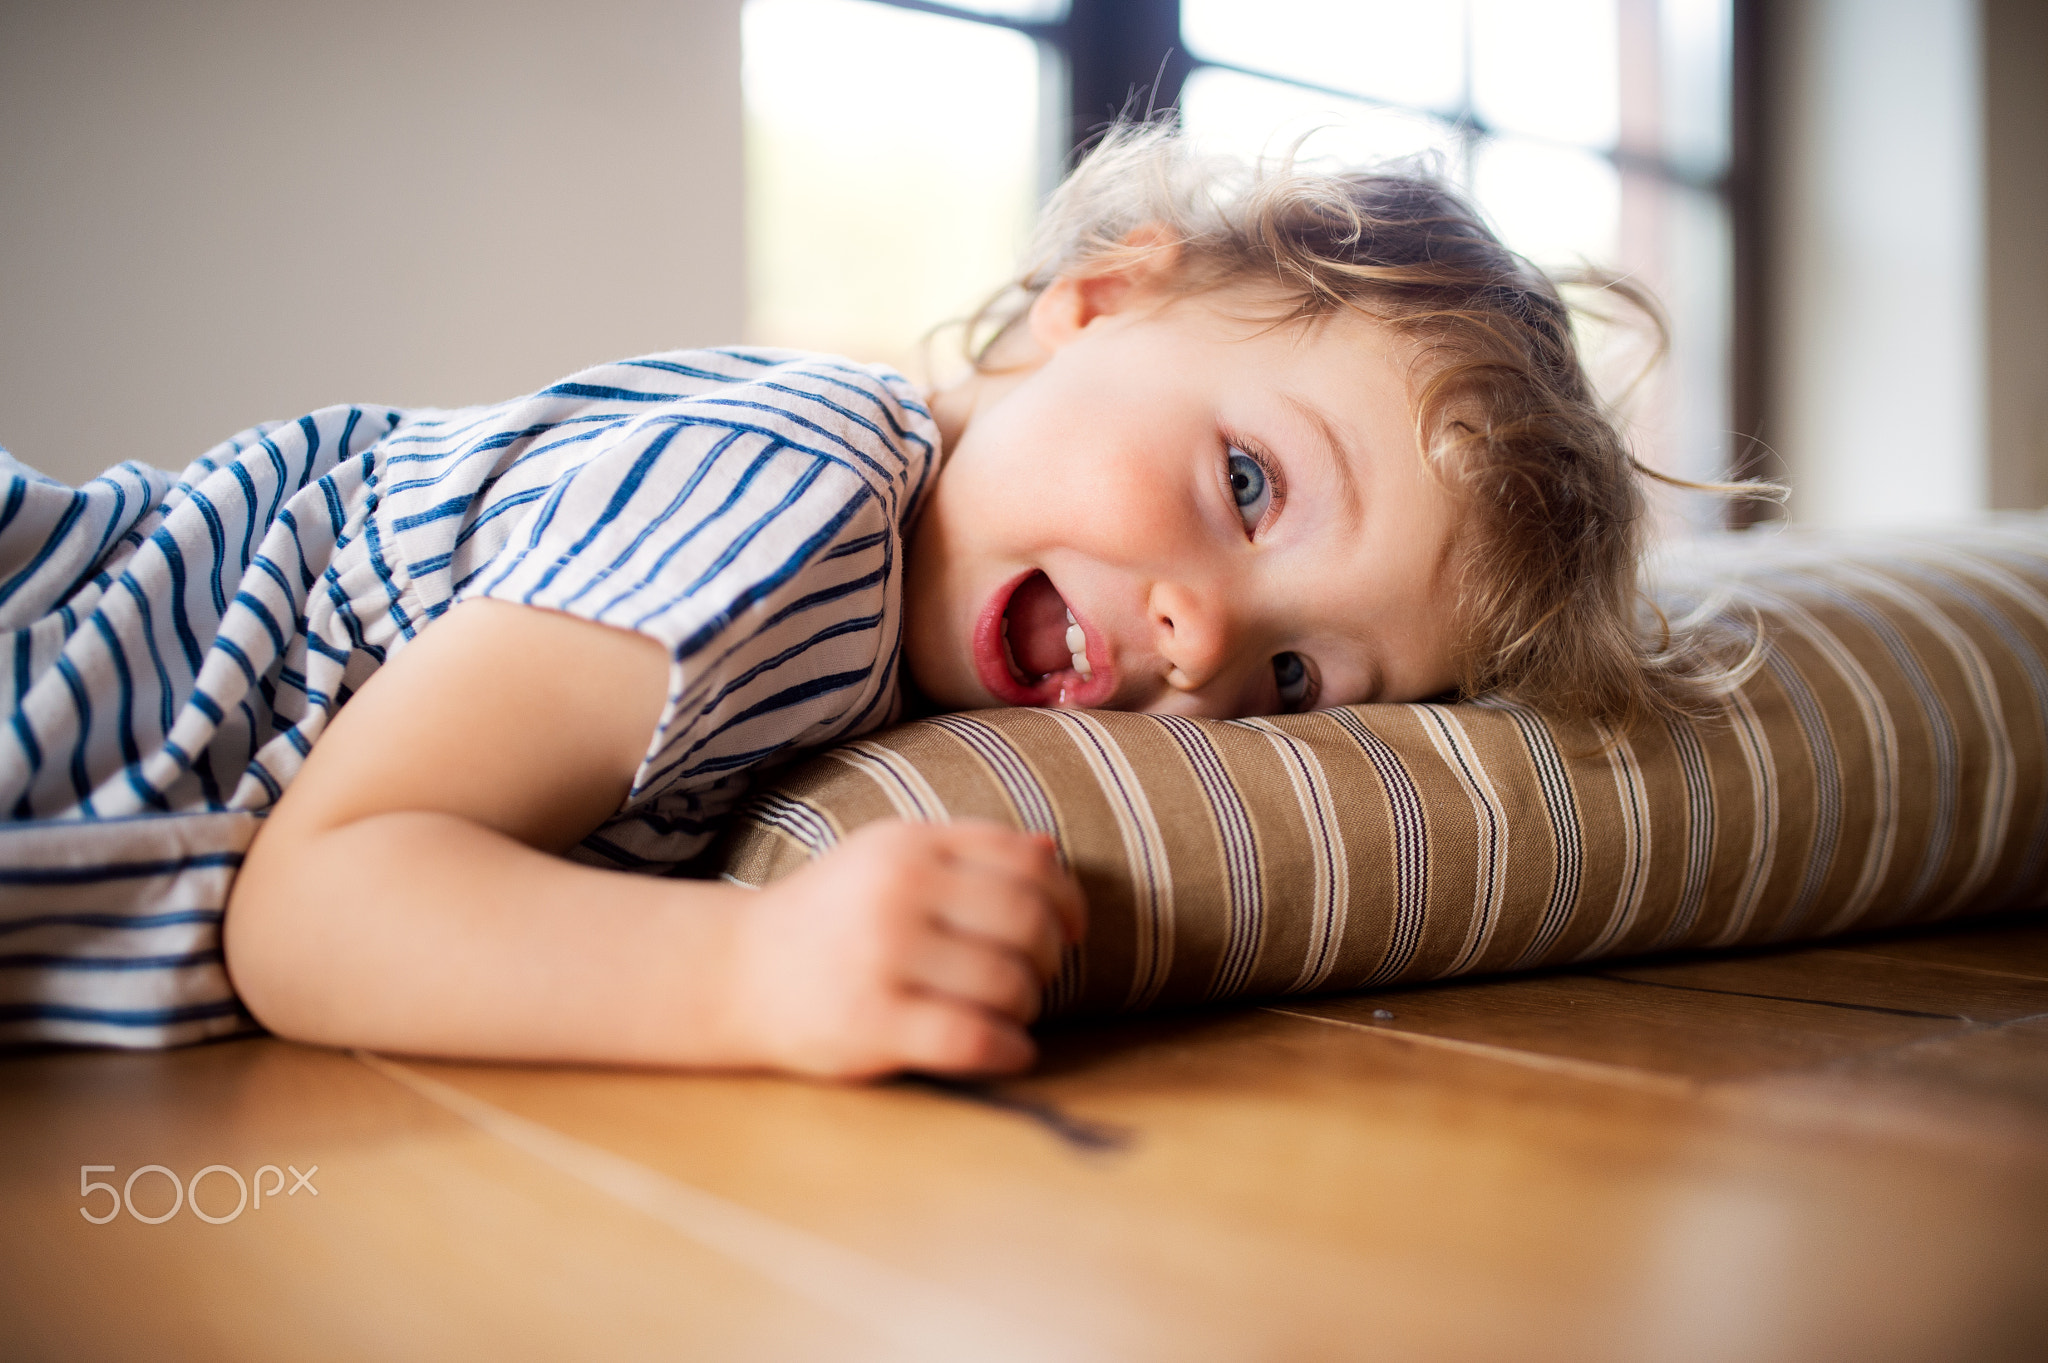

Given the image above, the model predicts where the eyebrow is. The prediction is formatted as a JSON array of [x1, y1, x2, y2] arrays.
[[1279, 392, 1364, 525]]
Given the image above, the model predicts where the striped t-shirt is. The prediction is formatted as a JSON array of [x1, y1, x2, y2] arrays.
[[1, 348, 939, 1048]]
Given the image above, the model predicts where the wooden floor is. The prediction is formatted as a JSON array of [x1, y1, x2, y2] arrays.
[[5, 914, 2047, 1363]]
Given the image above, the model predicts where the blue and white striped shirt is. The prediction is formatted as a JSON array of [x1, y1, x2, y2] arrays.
[[1, 348, 938, 1048]]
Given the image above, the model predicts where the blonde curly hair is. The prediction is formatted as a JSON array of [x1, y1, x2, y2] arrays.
[[964, 121, 1777, 728]]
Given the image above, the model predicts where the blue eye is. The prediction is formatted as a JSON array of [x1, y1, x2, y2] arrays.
[[1226, 446, 1271, 532], [1274, 652, 1314, 710]]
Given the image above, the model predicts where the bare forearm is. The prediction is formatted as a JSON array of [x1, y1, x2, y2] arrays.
[[225, 812, 753, 1067], [217, 602, 1079, 1079]]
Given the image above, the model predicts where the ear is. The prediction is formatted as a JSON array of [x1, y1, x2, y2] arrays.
[[1025, 223, 1184, 353]]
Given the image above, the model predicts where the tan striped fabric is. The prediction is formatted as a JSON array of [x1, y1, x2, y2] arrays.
[[715, 516, 2048, 1018]]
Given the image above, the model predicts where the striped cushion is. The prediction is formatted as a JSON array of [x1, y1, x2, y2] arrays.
[[714, 515, 2048, 1018]]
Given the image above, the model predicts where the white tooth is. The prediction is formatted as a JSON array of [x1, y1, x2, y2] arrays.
[[1065, 624, 1085, 654], [1065, 608, 1076, 625], [1072, 651, 1093, 678]]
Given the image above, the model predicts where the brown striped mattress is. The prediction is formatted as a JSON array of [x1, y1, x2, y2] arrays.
[[713, 515, 2048, 1019]]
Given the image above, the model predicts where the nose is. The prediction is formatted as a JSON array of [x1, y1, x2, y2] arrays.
[[1148, 580, 1235, 691]]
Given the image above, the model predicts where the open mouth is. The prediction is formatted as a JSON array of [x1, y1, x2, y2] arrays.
[[1002, 570, 1093, 682], [975, 570, 1109, 707]]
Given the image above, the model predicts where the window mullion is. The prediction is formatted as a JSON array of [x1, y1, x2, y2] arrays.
[[1057, 0, 1189, 157]]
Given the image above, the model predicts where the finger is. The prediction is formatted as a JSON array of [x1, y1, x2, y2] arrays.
[[890, 995, 1036, 1076], [933, 823, 1088, 946], [901, 931, 1041, 1023], [936, 820, 1062, 879], [928, 875, 1065, 982]]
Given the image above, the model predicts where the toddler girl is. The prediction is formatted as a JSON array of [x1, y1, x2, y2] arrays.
[[1, 124, 1728, 1075]]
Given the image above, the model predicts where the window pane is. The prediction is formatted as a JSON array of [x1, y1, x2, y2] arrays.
[[1181, 0, 1465, 113], [1660, 0, 1731, 179], [1180, 67, 1464, 175], [1471, 136, 1620, 266], [743, 0, 1041, 373], [1471, 0, 1618, 148]]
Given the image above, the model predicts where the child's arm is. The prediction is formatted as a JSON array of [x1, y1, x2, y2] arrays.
[[223, 599, 1083, 1077]]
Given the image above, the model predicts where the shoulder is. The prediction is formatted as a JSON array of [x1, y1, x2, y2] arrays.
[[532, 347, 937, 509], [462, 349, 931, 650]]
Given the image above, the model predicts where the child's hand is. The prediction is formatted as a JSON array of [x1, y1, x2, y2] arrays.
[[725, 819, 1086, 1080]]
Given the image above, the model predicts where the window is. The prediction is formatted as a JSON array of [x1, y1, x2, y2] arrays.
[[742, 0, 1051, 382], [745, 0, 1736, 510]]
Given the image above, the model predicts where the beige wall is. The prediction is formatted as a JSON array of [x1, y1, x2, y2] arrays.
[[1767, 0, 1983, 526], [1984, 0, 2048, 512], [0, 0, 745, 486], [1765, 0, 2048, 525]]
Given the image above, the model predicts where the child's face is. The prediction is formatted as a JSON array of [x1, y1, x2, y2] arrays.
[[903, 272, 1462, 719]]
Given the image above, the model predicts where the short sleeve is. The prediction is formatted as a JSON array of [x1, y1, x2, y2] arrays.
[[464, 351, 937, 809]]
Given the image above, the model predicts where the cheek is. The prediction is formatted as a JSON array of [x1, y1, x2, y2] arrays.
[[944, 367, 1210, 559], [1066, 449, 1204, 543], [962, 450, 1189, 561]]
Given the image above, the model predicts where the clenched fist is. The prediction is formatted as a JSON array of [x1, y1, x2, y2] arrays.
[[722, 819, 1087, 1079]]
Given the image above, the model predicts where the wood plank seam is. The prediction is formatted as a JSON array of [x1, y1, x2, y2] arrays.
[[349, 1050, 1094, 1363], [1829, 951, 2048, 984], [1256, 1005, 1703, 1097], [1772, 1008, 2048, 1080], [1585, 970, 1964, 1019]]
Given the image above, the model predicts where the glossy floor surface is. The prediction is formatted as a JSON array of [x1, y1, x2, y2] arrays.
[[5, 913, 2047, 1362]]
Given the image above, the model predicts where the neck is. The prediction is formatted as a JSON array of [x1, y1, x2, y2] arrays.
[[928, 378, 977, 456]]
